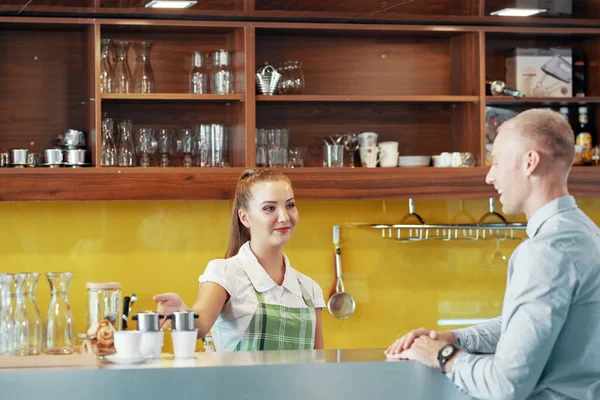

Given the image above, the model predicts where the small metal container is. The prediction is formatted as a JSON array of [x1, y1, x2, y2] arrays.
[[45, 149, 63, 167], [0, 152, 9, 167], [11, 149, 28, 166], [65, 149, 86, 165], [168, 311, 198, 331], [61, 129, 86, 149], [133, 312, 162, 332]]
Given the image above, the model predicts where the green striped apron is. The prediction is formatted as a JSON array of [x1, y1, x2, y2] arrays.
[[235, 278, 316, 351]]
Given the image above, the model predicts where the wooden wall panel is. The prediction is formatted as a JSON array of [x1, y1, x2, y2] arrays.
[[256, 31, 455, 96], [0, 27, 89, 155]]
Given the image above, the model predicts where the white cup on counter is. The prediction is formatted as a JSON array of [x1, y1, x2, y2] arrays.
[[360, 146, 382, 168], [140, 330, 164, 359], [171, 329, 198, 359], [114, 331, 142, 359]]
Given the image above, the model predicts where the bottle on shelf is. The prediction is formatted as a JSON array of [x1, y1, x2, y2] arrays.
[[575, 106, 594, 165], [559, 106, 569, 122]]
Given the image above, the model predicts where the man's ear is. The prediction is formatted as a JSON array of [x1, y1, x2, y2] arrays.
[[524, 150, 541, 176]]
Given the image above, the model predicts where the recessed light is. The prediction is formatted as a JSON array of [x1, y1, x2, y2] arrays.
[[490, 8, 546, 17], [145, 0, 197, 8]]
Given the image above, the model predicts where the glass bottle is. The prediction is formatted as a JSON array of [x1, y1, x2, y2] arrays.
[[133, 41, 155, 94], [101, 117, 117, 167], [189, 51, 208, 94], [24, 273, 42, 355], [12, 273, 29, 356], [211, 49, 234, 94], [86, 282, 122, 356], [117, 120, 135, 167], [45, 272, 75, 355], [111, 40, 132, 94], [0, 273, 14, 356], [100, 39, 113, 94]]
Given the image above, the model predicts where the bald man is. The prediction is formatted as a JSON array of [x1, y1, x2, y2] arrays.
[[386, 109, 600, 400]]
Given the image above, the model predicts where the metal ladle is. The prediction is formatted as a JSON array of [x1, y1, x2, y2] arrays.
[[327, 226, 356, 319]]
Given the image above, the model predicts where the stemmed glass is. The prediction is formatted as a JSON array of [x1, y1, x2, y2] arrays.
[[136, 128, 157, 168], [343, 133, 359, 168]]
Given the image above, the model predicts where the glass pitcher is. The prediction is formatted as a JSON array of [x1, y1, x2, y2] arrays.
[[133, 41, 155, 94], [24, 273, 42, 355], [45, 272, 75, 355], [100, 38, 113, 94], [117, 120, 135, 167], [101, 117, 117, 167], [12, 273, 30, 356], [0, 273, 14, 356], [111, 40, 132, 94]]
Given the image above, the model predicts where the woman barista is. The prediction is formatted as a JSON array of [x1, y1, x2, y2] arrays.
[[153, 169, 325, 351]]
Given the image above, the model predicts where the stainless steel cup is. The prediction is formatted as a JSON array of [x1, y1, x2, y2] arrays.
[[168, 311, 198, 331], [45, 149, 63, 166], [65, 149, 86, 165], [11, 149, 28, 166], [0, 152, 9, 167], [133, 312, 161, 332]]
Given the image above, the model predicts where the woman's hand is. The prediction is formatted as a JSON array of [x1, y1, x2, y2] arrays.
[[153, 292, 189, 328]]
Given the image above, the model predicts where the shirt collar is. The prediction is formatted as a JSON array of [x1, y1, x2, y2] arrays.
[[526, 195, 578, 238], [238, 241, 302, 297]]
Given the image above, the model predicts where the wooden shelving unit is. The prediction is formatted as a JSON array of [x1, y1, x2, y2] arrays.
[[2, 4, 600, 201]]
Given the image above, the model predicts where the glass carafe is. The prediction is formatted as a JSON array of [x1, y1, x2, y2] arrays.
[[101, 117, 117, 167], [24, 273, 42, 355], [100, 39, 113, 94], [0, 273, 14, 356], [211, 49, 234, 94], [117, 120, 135, 167], [12, 273, 29, 356], [133, 41, 155, 94], [45, 272, 75, 355], [111, 40, 132, 94], [189, 51, 208, 94]]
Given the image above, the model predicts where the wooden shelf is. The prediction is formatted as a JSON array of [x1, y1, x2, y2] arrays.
[[101, 94, 245, 101], [0, 167, 598, 201], [257, 95, 479, 102], [486, 96, 600, 105]]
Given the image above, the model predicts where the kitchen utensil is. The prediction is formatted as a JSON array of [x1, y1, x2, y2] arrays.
[[0, 152, 9, 167], [167, 311, 198, 331], [122, 293, 137, 330], [11, 149, 28, 166], [132, 312, 162, 332], [171, 329, 198, 359], [327, 226, 355, 319], [256, 65, 282, 95]]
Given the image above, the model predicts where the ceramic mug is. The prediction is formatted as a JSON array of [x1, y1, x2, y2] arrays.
[[360, 146, 382, 168]]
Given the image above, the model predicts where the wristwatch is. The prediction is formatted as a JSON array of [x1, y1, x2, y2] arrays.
[[437, 344, 460, 374]]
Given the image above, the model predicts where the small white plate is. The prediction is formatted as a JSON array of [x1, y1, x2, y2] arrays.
[[104, 354, 151, 365]]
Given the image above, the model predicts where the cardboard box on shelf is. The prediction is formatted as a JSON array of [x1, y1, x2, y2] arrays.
[[505, 48, 572, 98]]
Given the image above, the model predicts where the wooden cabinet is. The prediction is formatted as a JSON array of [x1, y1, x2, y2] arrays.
[[2, 14, 600, 201]]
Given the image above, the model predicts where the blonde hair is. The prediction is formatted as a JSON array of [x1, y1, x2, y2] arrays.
[[500, 108, 575, 169], [225, 169, 293, 258]]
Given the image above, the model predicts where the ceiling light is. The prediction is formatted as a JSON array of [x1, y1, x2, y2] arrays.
[[145, 0, 197, 8], [490, 8, 546, 17]]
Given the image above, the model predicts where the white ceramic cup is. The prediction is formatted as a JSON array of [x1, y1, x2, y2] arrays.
[[378, 141, 399, 153], [359, 146, 382, 168], [358, 132, 378, 148], [171, 329, 198, 359], [140, 330, 164, 359], [379, 149, 399, 168], [451, 152, 463, 168], [114, 331, 142, 359]]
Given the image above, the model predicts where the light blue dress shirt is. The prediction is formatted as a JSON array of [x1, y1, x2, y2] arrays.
[[450, 196, 600, 400]]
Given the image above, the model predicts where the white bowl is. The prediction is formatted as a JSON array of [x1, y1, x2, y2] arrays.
[[398, 155, 431, 167]]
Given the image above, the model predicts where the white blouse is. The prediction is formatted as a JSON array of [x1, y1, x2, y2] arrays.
[[198, 242, 326, 352]]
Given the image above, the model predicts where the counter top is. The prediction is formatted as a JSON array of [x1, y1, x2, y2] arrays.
[[1, 349, 473, 400]]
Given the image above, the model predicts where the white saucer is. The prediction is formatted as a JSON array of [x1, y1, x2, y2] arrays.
[[104, 354, 152, 365]]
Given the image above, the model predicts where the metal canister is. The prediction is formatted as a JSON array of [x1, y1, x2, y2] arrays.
[[0, 152, 9, 167], [133, 312, 161, 332], [168, 311, 198, 331]]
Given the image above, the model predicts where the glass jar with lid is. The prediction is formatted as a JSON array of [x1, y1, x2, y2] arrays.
[[86, 282, 122, 355], [211, 49, 234, 94]]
